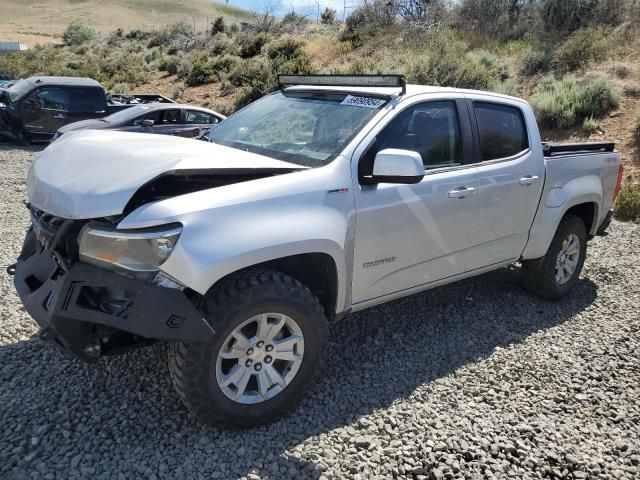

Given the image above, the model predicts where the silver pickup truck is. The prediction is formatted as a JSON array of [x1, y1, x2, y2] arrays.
[[11, 75, 624, 427]]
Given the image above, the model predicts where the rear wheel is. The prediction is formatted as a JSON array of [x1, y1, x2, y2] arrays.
[[168, 269, 328, 427], [522, 214, 588, 300]]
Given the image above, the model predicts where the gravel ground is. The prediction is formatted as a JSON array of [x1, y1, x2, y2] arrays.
[[1, 143, 639, 480]]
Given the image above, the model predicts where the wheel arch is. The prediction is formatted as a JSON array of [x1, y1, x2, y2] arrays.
[[522, 178, 603, 261], [205, 252, 341, 319]]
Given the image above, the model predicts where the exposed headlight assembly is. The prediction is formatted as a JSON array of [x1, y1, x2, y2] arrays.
[[78, 223, 182, 273]]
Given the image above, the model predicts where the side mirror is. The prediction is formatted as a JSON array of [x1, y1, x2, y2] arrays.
[[368, 148, 424, 184], [142, 119, 155, 127]]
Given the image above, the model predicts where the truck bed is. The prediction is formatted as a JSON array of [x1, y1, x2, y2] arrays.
[[542, 141, 615, 157]]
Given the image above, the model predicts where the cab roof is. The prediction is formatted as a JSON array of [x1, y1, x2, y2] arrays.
[[283, 84, 524, 103], [25, 76, 103, 88]]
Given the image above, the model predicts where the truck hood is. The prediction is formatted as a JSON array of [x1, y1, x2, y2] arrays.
[[28, 130, 304, 219]]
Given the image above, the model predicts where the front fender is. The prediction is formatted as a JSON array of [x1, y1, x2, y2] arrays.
[[160, 206, 351, 311], [522, 175, 602, 260]]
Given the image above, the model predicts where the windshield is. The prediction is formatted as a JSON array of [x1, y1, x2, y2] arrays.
[[209, 91, 387, 167], [6, 79, 33, 103], [104, 105, 154, 123]]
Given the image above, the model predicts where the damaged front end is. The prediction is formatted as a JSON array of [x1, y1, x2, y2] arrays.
[[10, 206, 214, 362]]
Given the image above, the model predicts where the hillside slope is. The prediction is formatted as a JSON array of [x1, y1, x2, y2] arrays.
[[0, 0, 250, 46]]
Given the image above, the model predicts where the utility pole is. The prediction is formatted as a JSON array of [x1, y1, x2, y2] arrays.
[[315, 0, 320, 23]]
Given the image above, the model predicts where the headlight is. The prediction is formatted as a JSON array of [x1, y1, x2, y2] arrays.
[[78, 224, 182, 273]]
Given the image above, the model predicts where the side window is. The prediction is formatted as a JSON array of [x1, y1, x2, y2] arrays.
[[185, 110, 219, 124], [360, 100, 462, 177], [68, 88, 104, 114], [132, 110, 163, 126], [25, 88, 68, 111], [160, 109, 180, 124], [473, 102, 528, 161]]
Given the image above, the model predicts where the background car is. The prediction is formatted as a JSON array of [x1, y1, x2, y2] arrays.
[[52, 103, 225, 142], [0, 76, 174, 144]]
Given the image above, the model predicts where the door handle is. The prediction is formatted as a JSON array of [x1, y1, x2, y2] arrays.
[[448, 187, 475, 199], [519, 175, 539, 185]]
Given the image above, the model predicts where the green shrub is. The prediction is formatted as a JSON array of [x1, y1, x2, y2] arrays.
[[531, 75, 620, 129], [468, 50, 509, 81], [159, 58, 178, 75], [63, 20, 96, 46], [211, 54, 241, 79], [238, 32, 271, 58], [211, 16, 226, 35], [228, 60, 264, 87], [552, 28, 606, 72], [321, 7, 337, 24], [265, 38, 305, 61], [186, 54, 215, 86], [211, 35, 240, 56], [582, 116, 599, 133], [489, 79, 519, 96], [520, 48, 551, 76], [615, 174, 640, 222], [110, 83, 129, 94], [233, 65, 276, 110]]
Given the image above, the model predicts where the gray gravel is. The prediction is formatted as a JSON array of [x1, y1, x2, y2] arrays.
[[1, 143, 639, 480]]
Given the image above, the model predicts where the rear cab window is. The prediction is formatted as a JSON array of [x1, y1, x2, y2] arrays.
[[473, 102, 528, 161]]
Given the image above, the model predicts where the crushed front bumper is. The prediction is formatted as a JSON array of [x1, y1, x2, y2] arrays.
[[12, 229, 214, 362]]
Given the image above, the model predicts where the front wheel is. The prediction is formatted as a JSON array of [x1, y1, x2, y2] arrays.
[[15, 128, 30, 146], [168, 269, 328, 427], [522, 214, 588, 300]]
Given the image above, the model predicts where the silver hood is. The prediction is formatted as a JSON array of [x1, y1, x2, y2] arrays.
[[28, 130, 302, 219]]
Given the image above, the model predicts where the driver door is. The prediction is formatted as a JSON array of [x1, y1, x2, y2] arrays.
[[22, 88, 69, 137], [351, 97, 481, 304]]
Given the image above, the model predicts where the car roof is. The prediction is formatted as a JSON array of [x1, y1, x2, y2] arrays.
[[25, 76, 103, 88], [134, 103, 224, 114]]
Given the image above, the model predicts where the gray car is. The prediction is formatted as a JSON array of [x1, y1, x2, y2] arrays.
[[52, 103, 225, 142]]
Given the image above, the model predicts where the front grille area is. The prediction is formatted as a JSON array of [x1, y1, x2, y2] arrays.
[[27, 205, 88, 264], [29, 205, 67, 248]]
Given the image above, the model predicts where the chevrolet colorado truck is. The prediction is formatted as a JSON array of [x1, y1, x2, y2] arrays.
[[10, 75, 624, 427]]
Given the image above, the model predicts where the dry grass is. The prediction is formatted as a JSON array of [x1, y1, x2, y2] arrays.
[[0, 0, 250, 47]]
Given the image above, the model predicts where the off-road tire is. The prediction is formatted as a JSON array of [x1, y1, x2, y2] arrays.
[[168, 269, 328, 427], [522, 214, 588, 300]]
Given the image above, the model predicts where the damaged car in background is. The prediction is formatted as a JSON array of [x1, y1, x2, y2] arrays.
[[10, 75, 624, 427], [0, 76, 173, 144], [50, 103, 225, 143]]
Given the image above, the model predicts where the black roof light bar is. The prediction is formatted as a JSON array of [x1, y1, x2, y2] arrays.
[[278, 74, 406, 95]]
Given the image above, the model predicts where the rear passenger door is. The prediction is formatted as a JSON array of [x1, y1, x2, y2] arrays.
[[151, 109, 182, 136], [181, 109, 221, 138], [67, 87, 107, 123], [468, 98, 545, 265]]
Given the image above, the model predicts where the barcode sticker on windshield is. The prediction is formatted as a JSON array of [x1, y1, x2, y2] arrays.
[[341, 95, 385, 109]]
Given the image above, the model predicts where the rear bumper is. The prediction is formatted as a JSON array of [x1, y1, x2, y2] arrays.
[[12, 230, 214, 362]]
